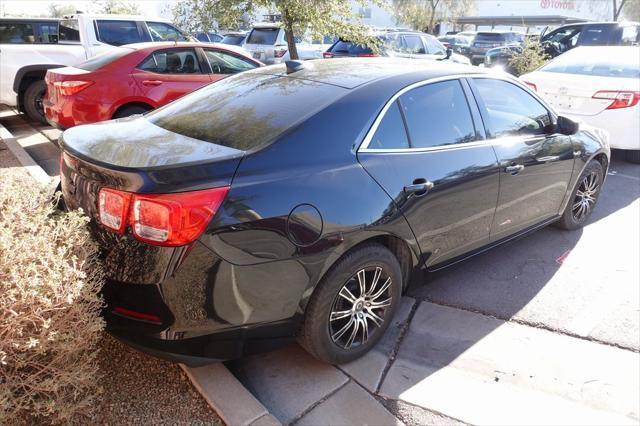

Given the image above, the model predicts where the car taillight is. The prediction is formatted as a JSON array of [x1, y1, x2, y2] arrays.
[[592, 91, 640, 110], [97, 186, 229, 246], [53, 80, 94, 96], [323, 52, 335, 58], [274, 47, 287, 58], [523, 81, 537, 92], [357, 53, 378, 57]]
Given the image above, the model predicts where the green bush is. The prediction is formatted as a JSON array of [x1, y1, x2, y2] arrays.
[[508, 37, 549, 76], [0, 170, 105, 423]]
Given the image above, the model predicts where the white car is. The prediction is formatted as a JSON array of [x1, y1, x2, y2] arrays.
[[0, 14, 188, 123], [520, 46, 640, 163]]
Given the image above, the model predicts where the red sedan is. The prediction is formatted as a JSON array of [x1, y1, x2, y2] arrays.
[[44, 42, 262, 129]]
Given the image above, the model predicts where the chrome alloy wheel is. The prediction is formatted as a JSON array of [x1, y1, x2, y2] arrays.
[[329, 267, 393, 350], [572, 171, 600, 221]]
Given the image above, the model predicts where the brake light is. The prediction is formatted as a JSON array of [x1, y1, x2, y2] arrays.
[[97, 186, 229, 246], [592, 91, 640, 110], [323, 52, 335, 58], [274, 47, 287, 58], [53, 80, 94, 96], [357, 53, 378, 57], [523, 81, 537, 92]]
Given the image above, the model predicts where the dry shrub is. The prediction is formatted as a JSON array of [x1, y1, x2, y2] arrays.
[[0, 169, 105, 423], [508, 37, 550, 76]]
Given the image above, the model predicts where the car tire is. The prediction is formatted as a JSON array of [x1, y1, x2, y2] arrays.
[[298, 243, 402, 364], [625, 150, 640, 164], [556, 160, 604, 230], [113, 104, 152, 119], [23, 80, 47, 124]]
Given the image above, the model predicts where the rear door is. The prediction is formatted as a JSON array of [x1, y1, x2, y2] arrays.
[[131, 47, 212, 106], [358, 78, 500, 268], [469, 77, 575, 241]]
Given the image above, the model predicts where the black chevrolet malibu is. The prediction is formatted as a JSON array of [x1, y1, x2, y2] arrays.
[[59, 59, 610, 365]]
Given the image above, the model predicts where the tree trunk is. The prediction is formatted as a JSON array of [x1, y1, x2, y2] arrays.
[[428, 0, 441, 35], [614, 0, 627, 20], [283, 8, 298, 60]]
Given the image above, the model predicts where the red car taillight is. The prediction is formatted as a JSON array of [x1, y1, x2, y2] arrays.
[[323, 52, 335, 58], [274, 47, 287, 58], [53, 80, 94, 96], [592, 90, 640, 110], [97, 186, 230, 246]]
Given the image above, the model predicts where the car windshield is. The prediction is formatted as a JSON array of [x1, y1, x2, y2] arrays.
[[75, 47, 133, 71], [475, 33, 506, 42], [329, 40, 373, 55], [540, 48, 640, 78], [247, 28, 279, 45], [146, 72, 347, 151]]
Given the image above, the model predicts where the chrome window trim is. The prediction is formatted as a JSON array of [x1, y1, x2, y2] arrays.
[[357, 72, 554, 154]]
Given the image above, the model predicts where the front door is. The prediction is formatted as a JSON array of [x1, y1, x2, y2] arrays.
[[469, 77, 576, 241], [132, 47, 212, 105], [358, 78, 500, 268]]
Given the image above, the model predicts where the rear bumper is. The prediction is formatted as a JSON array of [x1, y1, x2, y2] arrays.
[[44, 96, 111, 129]]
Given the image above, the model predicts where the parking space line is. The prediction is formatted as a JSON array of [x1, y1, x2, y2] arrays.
[[608, 171, 640, 181]]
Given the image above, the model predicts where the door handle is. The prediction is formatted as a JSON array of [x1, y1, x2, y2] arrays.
[[505, 164, 525, 175], [404, 179, 434, 196], [535, 155, 560, 163], [142, 80, 163, 86]]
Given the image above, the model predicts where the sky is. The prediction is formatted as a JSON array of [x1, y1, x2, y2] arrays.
[[0, 0, 175, 19]]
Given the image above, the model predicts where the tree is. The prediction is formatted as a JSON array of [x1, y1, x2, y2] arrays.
[[508, 37, 549, 77], [392, 0, 474, 34], [48, 3, 76, 18], [613, 0, 628, 19], [171, 0, 380, 60], [98, 0, 140, 15], [621, 0, 640, 20]]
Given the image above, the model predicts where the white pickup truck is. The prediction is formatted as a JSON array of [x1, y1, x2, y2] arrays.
[[0, 14, 188, 123]]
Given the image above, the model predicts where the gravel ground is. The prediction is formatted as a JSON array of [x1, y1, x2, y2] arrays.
[[88, 334, 224, 426]]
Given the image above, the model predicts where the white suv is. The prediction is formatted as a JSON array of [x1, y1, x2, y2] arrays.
[[0, 14, 188, 123]]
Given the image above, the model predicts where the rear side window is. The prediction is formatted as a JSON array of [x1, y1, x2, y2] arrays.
[[473, 78, 551, 138], [138, 48, 202, 74], [247, 28, 280, 45], [399, 80, 476, 149], [96, 20, 142, 46], [147, 22, 187, 42], [329, 40, 373, 55], [0, 22, 34, 43], [35, 22, 58, 43], [204, 50, 257, 74], [369, 101, 410, 150], [147, 73, 347, 150], [59, 19, 80, 43], [76, 48, 133, 71], [579, 25, 612, 45]]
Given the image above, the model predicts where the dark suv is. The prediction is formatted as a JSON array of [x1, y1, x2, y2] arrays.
[[469, 31, 524, 65], [541, 21, 640, 57]]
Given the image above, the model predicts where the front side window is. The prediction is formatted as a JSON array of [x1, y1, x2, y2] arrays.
[[474, 78, 551, 138], [0, 22, 34, 44], [138, 48, 202, 74], [399, 80, 476, 149], [96, 20, 141, 46], [369, 101, 410, 149], [59, 19, 80, 43], [423, 35, 445, 55], [147, 22, 186, 42], [401, 34, 426, 54], [204, 50, 257, 74]]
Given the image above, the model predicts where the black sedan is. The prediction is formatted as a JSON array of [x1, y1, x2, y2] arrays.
[[59, 59, 609, 365]]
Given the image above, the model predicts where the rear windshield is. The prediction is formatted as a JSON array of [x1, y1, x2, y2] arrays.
[[146, 72, 347, 151], [329, 40, 373, 55], [475, 33, 506, 42], [76, 48, 133, 71], [222, 34, 245, 45], [247, 28, 279, 45], [540, 49, 640, 78]]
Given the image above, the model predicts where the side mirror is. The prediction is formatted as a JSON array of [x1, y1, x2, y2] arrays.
[[446, 47, 452, 59], [556, 116, 579, 135]]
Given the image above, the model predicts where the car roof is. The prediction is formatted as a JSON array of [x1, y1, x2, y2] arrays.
[[63, 14, 172, 22], [0, 17, 59, 22], [253, 57, 486, 90]]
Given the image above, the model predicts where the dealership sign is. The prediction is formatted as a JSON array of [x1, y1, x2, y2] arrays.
[[539, 0, 576, 10]]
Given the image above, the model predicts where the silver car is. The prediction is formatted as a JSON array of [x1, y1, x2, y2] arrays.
[[243, 24, 289, 65]]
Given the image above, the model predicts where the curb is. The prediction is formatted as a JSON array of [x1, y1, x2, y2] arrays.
[[0, 118, 53, 185], [180, 363, 282, 426]]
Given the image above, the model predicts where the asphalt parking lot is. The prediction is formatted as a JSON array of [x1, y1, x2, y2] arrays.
[[3, 107, 639, 425]]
